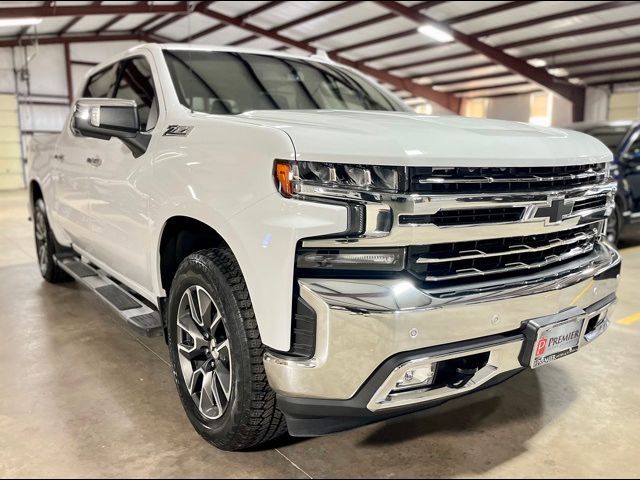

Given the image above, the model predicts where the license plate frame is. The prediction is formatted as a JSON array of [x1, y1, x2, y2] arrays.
[[529, 316, 585, 369]]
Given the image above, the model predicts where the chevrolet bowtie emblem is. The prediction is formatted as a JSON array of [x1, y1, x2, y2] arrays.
[[534, 197, 574, 224]]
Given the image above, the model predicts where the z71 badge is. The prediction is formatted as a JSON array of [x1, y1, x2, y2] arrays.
[[163, 125, 194, 136]]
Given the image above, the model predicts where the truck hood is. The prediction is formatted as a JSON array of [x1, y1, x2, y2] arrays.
[[239, 110, 611, 167]]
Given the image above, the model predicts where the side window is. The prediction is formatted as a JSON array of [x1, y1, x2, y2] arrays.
[[82, 63, 118, 98], [114, 57, 158, 132]]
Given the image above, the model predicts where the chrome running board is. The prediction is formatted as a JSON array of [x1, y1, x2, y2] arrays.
[[54, 254, 163, 337]]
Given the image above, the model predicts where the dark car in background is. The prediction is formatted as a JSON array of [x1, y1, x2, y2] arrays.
[[568, 121, 640, 244]]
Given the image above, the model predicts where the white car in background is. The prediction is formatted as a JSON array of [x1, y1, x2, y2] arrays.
[[28, 44, 620, 450]]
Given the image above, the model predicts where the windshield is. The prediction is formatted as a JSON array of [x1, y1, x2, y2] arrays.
[[163, 50, 410, 115], [575, 125, 630, 153]]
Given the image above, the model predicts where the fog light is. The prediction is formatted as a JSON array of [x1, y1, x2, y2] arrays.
[[394, 364, 436, 391]]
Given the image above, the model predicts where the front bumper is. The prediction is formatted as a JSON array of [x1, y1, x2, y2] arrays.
[[264, 242, 620, 435]]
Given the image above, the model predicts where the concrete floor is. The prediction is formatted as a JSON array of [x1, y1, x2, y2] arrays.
[[0, 188, 638, 479]]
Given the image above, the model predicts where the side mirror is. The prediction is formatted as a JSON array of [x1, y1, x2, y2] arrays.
[[72, 98, 150, 157]]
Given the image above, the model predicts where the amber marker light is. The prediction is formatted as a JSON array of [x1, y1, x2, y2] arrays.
[[274, 161, 295, 197]]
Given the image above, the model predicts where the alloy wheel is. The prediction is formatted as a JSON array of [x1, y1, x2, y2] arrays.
[[176, 285, 232, 420], [34, 208, 49, 275]]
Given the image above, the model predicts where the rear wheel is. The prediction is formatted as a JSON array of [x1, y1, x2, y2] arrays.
[[167, 248, 287, 450], [33, 198, 71, 283]]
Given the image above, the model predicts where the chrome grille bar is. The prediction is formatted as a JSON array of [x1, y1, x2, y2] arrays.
[[416, 229, 597, 264], [425, 243, 595, 282], [417, 170, 606, 185]]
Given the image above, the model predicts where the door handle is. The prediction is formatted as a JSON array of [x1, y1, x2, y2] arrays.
[[86, 156, 102, 167]]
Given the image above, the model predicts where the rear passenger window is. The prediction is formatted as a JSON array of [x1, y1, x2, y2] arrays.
[[114, 57, 158, 132], [83, 63, 118, 98]]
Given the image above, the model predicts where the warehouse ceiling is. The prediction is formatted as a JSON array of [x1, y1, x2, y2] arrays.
[[1, 0, 639, 114]]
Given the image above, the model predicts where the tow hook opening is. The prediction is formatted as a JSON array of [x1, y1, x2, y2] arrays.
[[436, 352, 491, 390], [585, 311, 605, 336]]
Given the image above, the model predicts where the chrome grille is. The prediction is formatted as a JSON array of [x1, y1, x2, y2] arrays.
[[572, 195, 608, 213], [407, 225, 599, 283], [399, 207, 525, 227], [409, 163, 607, 194]]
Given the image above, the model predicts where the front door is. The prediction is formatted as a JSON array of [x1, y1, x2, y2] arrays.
[[86, 56, 159, 296]]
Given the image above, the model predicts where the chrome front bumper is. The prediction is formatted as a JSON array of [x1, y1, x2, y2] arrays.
[[264, 242, 620, 410]]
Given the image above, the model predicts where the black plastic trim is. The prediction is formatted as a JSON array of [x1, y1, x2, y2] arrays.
[[277, 331, 526, 436]]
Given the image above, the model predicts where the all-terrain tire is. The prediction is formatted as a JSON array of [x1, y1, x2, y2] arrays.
[[167, 248, 287, 451]]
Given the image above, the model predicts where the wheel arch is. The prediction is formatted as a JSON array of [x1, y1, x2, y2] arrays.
[[29, 179, 43, 215], [157, 215, 233, 295]]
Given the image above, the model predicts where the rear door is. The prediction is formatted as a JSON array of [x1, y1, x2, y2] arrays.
[[86, 55, 160, 295], [52, 63, 119, 250]]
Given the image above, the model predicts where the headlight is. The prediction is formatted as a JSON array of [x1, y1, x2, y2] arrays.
[[274, 160, 403, 198]]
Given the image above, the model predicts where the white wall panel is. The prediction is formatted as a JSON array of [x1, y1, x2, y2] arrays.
[[19, 104, 70, 133], [13, 45, 67, 97]]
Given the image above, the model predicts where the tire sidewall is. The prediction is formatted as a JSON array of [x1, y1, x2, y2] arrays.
[[607, 204, 622, 245], [167, 252, 253, 443], [34, 199, 56, 280]]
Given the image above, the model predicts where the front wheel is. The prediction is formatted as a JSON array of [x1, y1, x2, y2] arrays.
[[606, 204, 622, 246], [167, 248, 287, 451]]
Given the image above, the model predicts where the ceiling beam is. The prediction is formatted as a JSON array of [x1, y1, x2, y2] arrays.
[[359, 1, 634, 68], [194, 3, 460, 111], [392, 36, 640, 73], [502, 16, 640, 49], [332, 1, 534, 56], [0, 33, 153, 48], [184, 1, 283, 42], [231, 0, 360, 47], [422, 52, 640, 87], [0, 3, 192, 18], [96, 1, 147, 34], [131, 13, 167, 32], [409, 61, 495, 79], [146, 13, 185, 34], [302, 1, 442, 43], [574, 66, 640, 79], [553, 52, 640, 70], [181, 22, 225, 41], [431, 71, 516, 87], [474, 1, 632, 38], [330, 28, 417, 55], [376, 0, 584, 118], [589, 75, 640, 87], [448, 81, 530, 94], [57, 0, 102, 35], [443, 1, 535, 24], [527, 36, 640, 59], [271, 1, 356, 32], [146, 2, 214, 35], [466, 89, 542, 100]]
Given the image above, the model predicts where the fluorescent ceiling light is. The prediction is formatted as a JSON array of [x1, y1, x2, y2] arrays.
[[0, 17, 42, 28], [417, 24, 453, 43], [547, 67, 569, 77], [527, 58, 547, 68]]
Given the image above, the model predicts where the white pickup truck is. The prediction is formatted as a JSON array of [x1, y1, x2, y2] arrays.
[[28, 43, 621, 451]]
